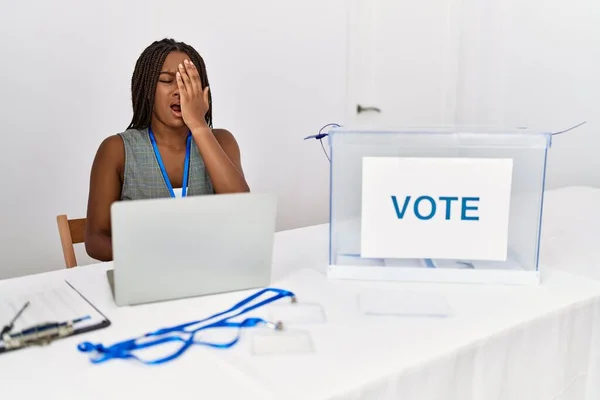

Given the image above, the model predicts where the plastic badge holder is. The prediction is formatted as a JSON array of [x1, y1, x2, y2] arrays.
[[358, 290, 453, 318], [266, 302, 327, 325], [251, 330, 315, 356]]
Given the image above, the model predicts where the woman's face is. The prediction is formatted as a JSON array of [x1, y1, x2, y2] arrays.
[[152, 51, 190, 130]]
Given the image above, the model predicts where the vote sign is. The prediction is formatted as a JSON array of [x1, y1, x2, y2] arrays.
[[360, 157, 513, 261]]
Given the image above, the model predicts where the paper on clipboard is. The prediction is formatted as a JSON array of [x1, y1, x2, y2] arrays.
[[0, 280, 107, 333]]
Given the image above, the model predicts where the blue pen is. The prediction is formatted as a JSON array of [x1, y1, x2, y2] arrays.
[[3, 315, 91, 349]]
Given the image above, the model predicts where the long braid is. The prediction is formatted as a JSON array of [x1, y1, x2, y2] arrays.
[[127, 38, 213, 130]]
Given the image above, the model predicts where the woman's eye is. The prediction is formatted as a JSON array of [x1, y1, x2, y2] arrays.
[[159, 79, 173, 84]]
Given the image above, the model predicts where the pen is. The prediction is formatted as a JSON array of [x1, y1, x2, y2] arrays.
[[17, 316, 91, 336], [0, 301, 30, 337], [3, 315, 91, 349]]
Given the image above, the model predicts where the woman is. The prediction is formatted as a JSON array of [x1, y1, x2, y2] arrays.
[[85, 38, 250, 262]]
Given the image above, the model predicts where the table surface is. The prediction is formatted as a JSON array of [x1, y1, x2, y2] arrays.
[[2, 186, 600, 400]]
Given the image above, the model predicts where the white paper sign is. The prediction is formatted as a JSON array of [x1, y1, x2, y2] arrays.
[[360, 157, 513, 261]]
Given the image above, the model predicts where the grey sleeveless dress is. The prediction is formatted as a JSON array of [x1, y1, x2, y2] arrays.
[[118, 128, 214, 200]]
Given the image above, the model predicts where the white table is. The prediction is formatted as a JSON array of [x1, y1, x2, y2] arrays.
[[2, 187, 600, 400]]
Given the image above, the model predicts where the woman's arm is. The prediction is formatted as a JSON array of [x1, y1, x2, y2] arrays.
[[84, 135, 124, 261], [191, 126, 250, 194], [176, 59, 250, 194]]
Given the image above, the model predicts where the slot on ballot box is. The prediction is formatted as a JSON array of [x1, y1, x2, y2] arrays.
[[327, 126, 552, 285]]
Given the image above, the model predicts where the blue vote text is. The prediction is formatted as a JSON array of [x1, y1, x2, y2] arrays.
[[391, 195, 480, 221]]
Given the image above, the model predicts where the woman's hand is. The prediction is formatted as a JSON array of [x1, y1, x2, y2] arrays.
[[176, 59, 210, 131]]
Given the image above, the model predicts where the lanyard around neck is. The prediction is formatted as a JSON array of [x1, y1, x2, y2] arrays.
[[77, 287, 296, 365], [148, 127, 192, 198]]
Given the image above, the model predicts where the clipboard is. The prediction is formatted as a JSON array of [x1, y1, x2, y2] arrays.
[[0, 280, 110, 354]]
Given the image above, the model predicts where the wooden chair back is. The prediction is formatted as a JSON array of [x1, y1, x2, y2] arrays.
[[56, 215, 86, 268]]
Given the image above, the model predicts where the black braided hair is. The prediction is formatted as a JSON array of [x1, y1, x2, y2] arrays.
[[127, 38, 212, 130]]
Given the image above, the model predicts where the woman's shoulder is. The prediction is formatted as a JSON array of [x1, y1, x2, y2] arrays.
[[212, 127, 232, 137], [97, 134, 124, 154], [116, 127, 149, 143], [212, 128, 238, 147], [99, 128, 150, 155], [93, 133, 127, 172], [99, 127, 145, 145]]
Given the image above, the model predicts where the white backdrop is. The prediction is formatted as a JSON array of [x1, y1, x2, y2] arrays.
[[0, 0, 598, 280], [455, 0, 600, 189], [0, 0, 346, 278]]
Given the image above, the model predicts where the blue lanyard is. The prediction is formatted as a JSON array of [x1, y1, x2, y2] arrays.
[[77, 287, 296, 365], [148, 127, 192, 198]]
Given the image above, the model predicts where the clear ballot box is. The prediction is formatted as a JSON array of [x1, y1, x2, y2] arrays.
[[327, 127, 552, 285]]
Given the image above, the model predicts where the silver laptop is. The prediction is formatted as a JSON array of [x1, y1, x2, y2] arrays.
[[108, 192, 277, 306]]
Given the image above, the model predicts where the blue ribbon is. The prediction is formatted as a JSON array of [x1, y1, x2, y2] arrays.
[[148, 127, 192, 198], [78, 288, 295, 365]]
